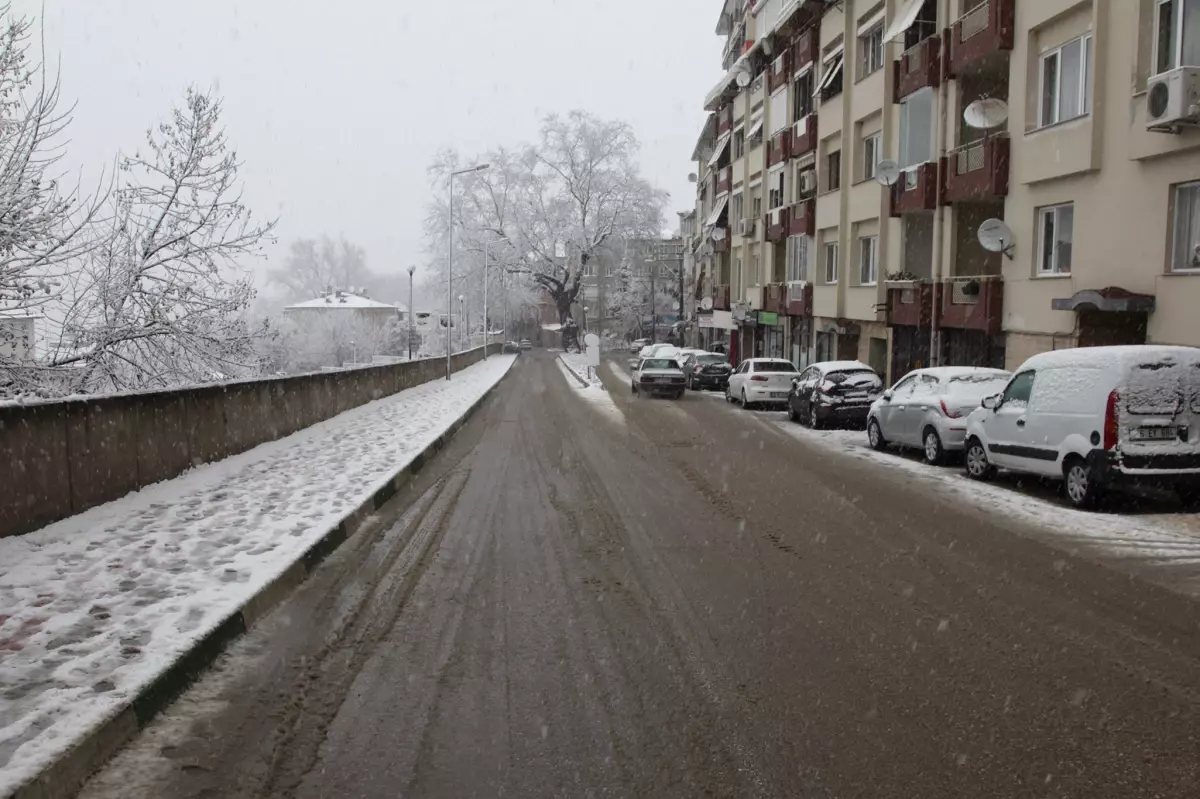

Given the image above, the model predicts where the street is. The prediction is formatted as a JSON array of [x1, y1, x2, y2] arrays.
[[80, 350, 1200, 799]]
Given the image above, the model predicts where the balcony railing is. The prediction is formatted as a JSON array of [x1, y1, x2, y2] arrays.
[[785, 281, 812, 316], [794, 27, 820, 73], [946, 0, 1015, 78], [763, 282, 787, 314], [717, 105, 734, 136], [942, 135, 1010, 203], [765, 207, 789, 242], [893, 36, 941, 102], [790, 113, 817, 158], [768, 50, 793, 94], [940, 275, 1003, 334], [767, 130, 791, 167], [788, 198, 815, 236], [716, 165, 733, 196], [714, 284, 731, 310], [887, 281, 934, 328], [889, 162, 939, 215]]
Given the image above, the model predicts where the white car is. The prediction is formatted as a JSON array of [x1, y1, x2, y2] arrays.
[[628, 338, 650, 354], [631, 356, 686, 398], [726, 358, 800, 409], [963, 345, 1200, 508], [867, 367, 1011, 465], [637, 342, 678, 360]]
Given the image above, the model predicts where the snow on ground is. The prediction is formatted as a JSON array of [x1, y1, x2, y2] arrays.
[[555, 360, 625, 427], [0, 355, 517, 796], [557, 351, 602, 388], [763, 412, 1200, 567]]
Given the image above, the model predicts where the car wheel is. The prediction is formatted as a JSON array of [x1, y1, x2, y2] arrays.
[[1175, 482, 1200, 508], [787, 402, 799, 423], [922, 427, 946, 466], [674, 390, 685, 400], [1064, 456, 1103, 509], [724, 385, 733, 403], [964, 438, 995, 481], [867, 419, 886, 451], [807, 402, 821, 430], [741, 389, 753, 410]]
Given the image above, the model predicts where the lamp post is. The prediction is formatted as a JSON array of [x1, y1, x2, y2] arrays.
[[407, 264, 416, 361], [483, 236, 507, 359], [458, 294, 465, 353], [446, 163, 491, 379]]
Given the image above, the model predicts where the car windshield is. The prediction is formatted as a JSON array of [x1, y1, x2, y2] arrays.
[[755, 361, 797, 372], [826, 369, 881, 388], [642, 358, 679, 370], [697, 354, 726, 364], [945, 374, 1011, 400]]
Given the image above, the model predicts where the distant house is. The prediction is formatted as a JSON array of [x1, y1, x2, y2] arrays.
[[282, 290, 402, 369], [283, 290, 401, 325]]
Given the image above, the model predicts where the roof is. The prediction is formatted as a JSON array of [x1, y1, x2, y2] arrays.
[[285, 292, 398, 311], [903, 366, 1010, 380], [1020, 345, 1200, 371], [813, 360, 873, 372]]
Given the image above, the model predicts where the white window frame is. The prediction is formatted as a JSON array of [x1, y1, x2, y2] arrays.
[[733, 125, 746, 159], [1153, 0, 1200, 74], [1170, 179, 1200, 272], [768, 167, 787, 210], [1037, 34, 1093, 128], [731, 191, 745, 223], [859, 22, 884, 77], [858, 234, 879, 285], [862, 131, 881, 181], [1036, 203, 1074, 275], [897, 87, 934, 169], [787, 235, 810, 282], [824, 240, 840, 284], [825, 149, 842, 192]]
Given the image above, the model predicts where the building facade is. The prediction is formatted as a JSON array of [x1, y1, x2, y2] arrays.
[[691, 0, 1200, 382]]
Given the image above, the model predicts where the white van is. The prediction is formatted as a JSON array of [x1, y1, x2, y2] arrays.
[[963, 345, 1200, 508]]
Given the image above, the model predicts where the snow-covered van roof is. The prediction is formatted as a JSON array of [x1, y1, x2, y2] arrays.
[[1018, 345, 1200, 371], [813, 360, 874, 372]]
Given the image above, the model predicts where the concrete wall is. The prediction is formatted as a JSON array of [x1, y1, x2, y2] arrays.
[[0, 346, 495, 539]]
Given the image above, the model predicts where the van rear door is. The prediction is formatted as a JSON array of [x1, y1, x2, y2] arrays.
[[1120, 356, 1200, 471]]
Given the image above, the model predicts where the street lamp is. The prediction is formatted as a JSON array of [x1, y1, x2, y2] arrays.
[[407, 264, 416, 361], [582, 305, 589, 333], [458, 294, 465, 353], [483, 235, 508, 359], [447, 163, 490, 379]]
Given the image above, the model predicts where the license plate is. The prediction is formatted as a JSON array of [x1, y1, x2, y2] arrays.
[[770, 391, 788, 398], [1131, 426, 1182, 441]]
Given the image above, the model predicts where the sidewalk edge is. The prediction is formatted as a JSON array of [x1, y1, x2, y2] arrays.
[[9, 359, 515, 799], [556, 353, 591, 388]]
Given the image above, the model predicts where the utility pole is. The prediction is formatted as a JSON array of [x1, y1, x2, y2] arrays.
[[407, 265, 416, 360], [648, 253, 657, 344]]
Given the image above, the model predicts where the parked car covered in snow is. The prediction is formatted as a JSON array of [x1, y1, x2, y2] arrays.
[[631, 356, 686, 398], [726, 358, 800, 409], [867, 367, 1012, 464], [628, 337, 650, 354], [681, 352, 733, 391], [963, 345, 1200, 508], [787, 361, 883, 428]]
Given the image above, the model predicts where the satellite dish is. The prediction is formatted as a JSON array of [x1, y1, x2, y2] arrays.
[[977, 218, 1015, 258], [701, 297, 714, 311], [711, 227, 727, 241], [875, 160, 901, 187], [688, 173, 698, 183], [963, 98, 1009, 130], [736, 70, 752, 88]]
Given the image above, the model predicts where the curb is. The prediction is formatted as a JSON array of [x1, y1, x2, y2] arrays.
[[556, 353, 593, 389], [10, 362, 514, 799]]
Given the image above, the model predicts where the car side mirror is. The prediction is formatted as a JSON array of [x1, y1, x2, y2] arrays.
[[882, 389, 893, 401], [791, 377, 800, 386], [981, 394, 1000, 410]]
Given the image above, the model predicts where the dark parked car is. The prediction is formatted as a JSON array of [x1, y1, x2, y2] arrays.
[[519, 339, 532, 350], [788, 360, 883, 429], [503, 341, 521, 353], [681, 352, 732, 390]]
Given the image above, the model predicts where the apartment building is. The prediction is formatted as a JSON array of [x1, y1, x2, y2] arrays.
[[690, 0, 1200, 382]]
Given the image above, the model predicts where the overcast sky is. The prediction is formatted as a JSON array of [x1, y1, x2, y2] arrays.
[[19, 0, 723, 299]]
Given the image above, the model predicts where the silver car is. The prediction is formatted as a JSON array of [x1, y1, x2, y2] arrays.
[[866, 367, 1011, 465]]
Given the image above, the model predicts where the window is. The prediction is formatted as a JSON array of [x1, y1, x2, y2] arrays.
[[1002, 371, 1036, 406], [1036, 203, 1074, 275], [793, 70, 814, 121], [787, 235, 810, 282], [826, 150, 842, 192], [862, 131, 881, 181], [816, 49, 844, 102], [1155, 0, 1200, 75], [824, 240, 839, 284], [898, 87, 933, 168], [768, 169, 786, 210], [731, 192, 744, 223], [733, 127, 746, 159], [1171, 180, 1200, 271], [858, 235, 879, 285], [859, 23, 884, 77], [1038, 35, 1092, 127], [752, 194, 763, 218]]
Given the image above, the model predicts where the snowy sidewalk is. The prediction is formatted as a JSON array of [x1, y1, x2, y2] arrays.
[[0, 355, 516, 797]]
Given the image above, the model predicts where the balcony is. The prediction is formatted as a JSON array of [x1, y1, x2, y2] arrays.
[[763, 283, 787, 314], [788, 198, 814, 236], [946, 0, 1015, 78], [768, 50, 793, 94], [942, 136, 1010, 203], [790, 113, 817, 158], [717, 105, 733, 137], [714, 284, 731, 310], [765, 207, 789, 242], [889, 162, 939, 215], [893, 36, 940, 103], [716, 165, 733, 196], [887, 281, 934, 328], [767, 130, 791, 167], [793, 27, 820, 73], [786, 281, 813, 316], [940, 276, 1003, 334], [714, 236, 730, 254]]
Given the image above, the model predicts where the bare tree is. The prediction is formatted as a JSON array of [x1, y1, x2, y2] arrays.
[[266, 236, 376, 303], [426, 112, 666, 326], [51, 88, 275, 392]]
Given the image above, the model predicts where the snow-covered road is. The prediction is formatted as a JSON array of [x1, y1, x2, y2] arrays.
[[0, 355, 516, 796]]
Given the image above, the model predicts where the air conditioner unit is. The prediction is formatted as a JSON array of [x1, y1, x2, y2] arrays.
[[1146, 66, 1200, 130], [799, 169, 817, 195], [738, 218, 757, 237]]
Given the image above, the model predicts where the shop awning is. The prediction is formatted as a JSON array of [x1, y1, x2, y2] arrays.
[[691, 114, 717, 162], [883, 0, 925, 42], [706, 194, 729, 226], [746, 115, 764, 141], [708, 131, 732, 167], [1050, 287, 1156, 313]]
